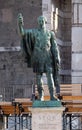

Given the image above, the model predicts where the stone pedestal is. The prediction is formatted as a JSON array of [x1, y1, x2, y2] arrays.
[[32, 101, 65, 130]]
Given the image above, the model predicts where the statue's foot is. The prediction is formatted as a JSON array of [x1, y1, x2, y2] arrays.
[[50, 96, 60, 101], [56, 94, 62, 100], [38, 96, 44, 101]]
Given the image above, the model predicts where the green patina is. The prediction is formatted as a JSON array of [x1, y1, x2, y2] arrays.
[[32, 100, 62, 108], [18, 14, 60, 101]]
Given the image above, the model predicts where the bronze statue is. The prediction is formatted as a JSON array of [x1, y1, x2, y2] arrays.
[[18, 14, 60, 101]]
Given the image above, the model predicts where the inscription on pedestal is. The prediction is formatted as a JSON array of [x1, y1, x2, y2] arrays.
[[39, 124, 57, 129], [32, 108, 64, 130]]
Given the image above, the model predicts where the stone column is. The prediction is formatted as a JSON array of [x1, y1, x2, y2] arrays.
[[32, 101, 65, 130], [72, 0, 82, 85], [72, 1, 82, 128], [42, 0, 53, 30]]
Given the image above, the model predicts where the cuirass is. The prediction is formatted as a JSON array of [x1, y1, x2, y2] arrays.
[[34, 30, 51, 52]]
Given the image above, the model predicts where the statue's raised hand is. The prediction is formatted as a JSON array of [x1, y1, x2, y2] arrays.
[[18, 13, 24, 26], [17, 13, 24, 36]]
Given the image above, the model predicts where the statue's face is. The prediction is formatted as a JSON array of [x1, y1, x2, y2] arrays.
[[38, 16, 46, 29]]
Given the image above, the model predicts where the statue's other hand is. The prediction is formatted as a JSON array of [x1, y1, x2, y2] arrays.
[[56, 58, 59, 64]]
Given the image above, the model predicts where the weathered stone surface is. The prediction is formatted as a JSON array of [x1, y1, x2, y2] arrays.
[[0, 0, 41, 101], [0, 51, 35, 101], [72, 1, 82, 84], [0, 0, 42, 47], [32, 107, 65, 130]]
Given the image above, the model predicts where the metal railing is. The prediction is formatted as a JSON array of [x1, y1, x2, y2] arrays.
[[0, 86, 32, 101]]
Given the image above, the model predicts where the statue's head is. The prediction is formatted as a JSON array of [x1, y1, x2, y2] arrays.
[[37, 16, 47, 29]]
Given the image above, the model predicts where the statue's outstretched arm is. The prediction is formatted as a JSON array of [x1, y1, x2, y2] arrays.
[[18, 13, 25, 36]]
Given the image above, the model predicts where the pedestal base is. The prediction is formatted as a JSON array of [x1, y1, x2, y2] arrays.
[[32, 100, 62, 107], [32, 102, 65, 130]]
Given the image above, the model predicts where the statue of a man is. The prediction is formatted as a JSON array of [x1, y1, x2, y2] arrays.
[[18, 14, 60, 101]]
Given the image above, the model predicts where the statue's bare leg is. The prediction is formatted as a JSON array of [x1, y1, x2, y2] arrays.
[[36, 73, 44, 101], [55, 76, 60, 95], [46, 70, 58, 100]]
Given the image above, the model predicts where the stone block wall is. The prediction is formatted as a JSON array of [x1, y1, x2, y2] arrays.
[[0, 51, 36, 101], [0, 0, 42, 47], [0, 0, 42, 101]]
